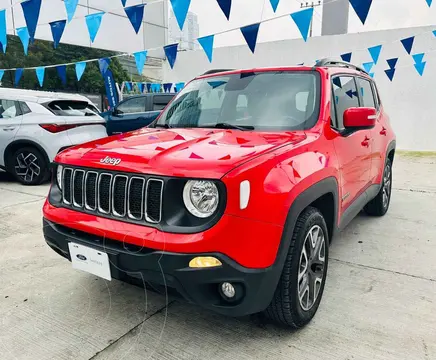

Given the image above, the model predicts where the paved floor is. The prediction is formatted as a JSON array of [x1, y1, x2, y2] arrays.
[[0, 155, 435, 360]]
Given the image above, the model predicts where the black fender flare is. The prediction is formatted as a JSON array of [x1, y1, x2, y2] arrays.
[[386, 140, 396, 162], [4, 139, 50, 171]]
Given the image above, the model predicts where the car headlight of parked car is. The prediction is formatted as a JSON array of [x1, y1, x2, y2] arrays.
[[183, 180, 219, 218], [56, 165, 63, 190]]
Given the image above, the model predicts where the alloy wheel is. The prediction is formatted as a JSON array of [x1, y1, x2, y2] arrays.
[[382, 163, 392, 209], [14, 152, 41, 183], [298, 225, 326, 311]]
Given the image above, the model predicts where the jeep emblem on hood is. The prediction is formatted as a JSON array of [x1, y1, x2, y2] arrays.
[[100, 156, 121, 166]]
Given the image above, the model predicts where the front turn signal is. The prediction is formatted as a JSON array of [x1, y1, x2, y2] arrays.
[[189, 256, 222, 268]]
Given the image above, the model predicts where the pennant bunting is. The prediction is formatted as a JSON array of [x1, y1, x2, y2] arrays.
[[133, 50, 148, 75], [401, 36, 415, 54], [291, 8, 314, 42], [269, 0, 280, 12], [146, 83, 152, 92], [137, 82, 145, 93], [35, 67, 45, 87], [386, 58, 398, 69], [425, 0, 432, 7], [151, 83, 161, 92], [57, 65, 67, 85], [85, 12, 104, 43], [433, 30, 436, 37], [216, 0, 232, 20], [15, 68, 23, 86], [125, 81, 132, 92], [240, 23, 260, 53], [164, 43, 179, 69], [332, 77, 342, 88], [0, 10, 6, 53], [121, 0, 127, 6], [340, 52, 352, 62], [75, 61, 87, 81], [384, 68, 395, 81], [21, 0, 42, 43], [170, 0, 191, 30], [198, 35, 214, 62], [412, 53, 425, 64], [64, 0, 79, 23], [98, 58, 110, 75], [0, 70, 4, 81], [175, 82, 185, 92], [124, 4, 145, 34], [50, 20, 67, 49], [368, 45, 382, 64], [163, 83, 173, 92], [349, 0, 373, 25], [17, 27, 29, 55], [362, 61, 374, 73], [414, 62, 426, 76], [369, 73, 375, 78]]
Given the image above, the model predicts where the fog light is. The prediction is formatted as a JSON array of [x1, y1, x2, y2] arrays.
[[221, 282, 236, 299], [189, 256, 222, 268]]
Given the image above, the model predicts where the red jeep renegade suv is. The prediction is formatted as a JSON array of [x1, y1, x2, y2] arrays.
[[43, 59, 396, 329]]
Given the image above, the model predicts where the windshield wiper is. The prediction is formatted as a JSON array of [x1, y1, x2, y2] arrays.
[[154, 123, 172, 129], [214, 123, 254, 131]]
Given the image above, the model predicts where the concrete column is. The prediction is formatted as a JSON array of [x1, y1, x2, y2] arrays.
[[321, 0, 349, 36]]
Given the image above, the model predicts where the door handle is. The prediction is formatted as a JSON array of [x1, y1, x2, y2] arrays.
[[361, 136, 370, 147], [380, 127, 387, 136], [2, 127, 15, 131]]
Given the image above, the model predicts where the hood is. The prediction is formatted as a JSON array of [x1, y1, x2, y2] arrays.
[[56, 128, 307, 178]]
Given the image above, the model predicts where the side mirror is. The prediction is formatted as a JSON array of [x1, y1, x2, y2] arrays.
[[343, 107, 376, 129]]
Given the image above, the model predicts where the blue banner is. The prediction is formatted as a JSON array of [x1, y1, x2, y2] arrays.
[[103, 69, 119, 109], [125, 4, 145, 34], [17, 27, 29, 55], [21, 0, 42, 43], [50, 20, 66, 49], [35, 67, 45, 87], [64, 0, 79, 23], [98, 58, 110, 75]]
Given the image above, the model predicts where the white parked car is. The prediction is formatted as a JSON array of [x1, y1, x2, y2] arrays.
[[0, 88, 107, 185]]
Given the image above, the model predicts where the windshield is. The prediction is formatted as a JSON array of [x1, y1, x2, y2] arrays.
[[46, 100, 100, 117], [155, 71, 320, 131]]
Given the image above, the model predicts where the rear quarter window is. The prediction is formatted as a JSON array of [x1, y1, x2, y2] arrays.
[[46, 100, 99, 116]]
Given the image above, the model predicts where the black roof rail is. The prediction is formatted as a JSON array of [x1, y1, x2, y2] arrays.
[[201, 69, 235, 75], [314, 58, 368, 75]]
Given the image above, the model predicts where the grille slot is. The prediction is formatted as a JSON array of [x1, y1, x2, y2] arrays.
[[145, 179, 163, 223], [128, 177, 145, 220], [63, 168, 73, 204], [98, 174, 112, 214], [85, 172, 98, 210], [73, 170, 85, 207], [61, 168, 163, 225], [112, 175, 128, 217]]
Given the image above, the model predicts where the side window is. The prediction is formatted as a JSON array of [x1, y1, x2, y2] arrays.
[[372, 83, 381, 110], [332, 76, 359, 129], [117, 97, 146, 114], [0, 99, 21, 119], [357, 78, 376, 109], [20, 101, 31, 114], [153, 95, 173, 111]]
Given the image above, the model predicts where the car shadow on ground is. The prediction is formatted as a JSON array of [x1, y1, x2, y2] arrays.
[[0, 170, 15, 183]]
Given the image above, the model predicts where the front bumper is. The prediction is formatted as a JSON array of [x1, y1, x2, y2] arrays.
[[43, 218, 281, 317]]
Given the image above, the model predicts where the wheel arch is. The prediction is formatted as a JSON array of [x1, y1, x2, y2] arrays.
[[386, 140, 396, 164], [4, 139, 50, 171]]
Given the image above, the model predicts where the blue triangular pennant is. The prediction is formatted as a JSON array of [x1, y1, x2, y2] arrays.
[[124, 4, 145, 34], [49, 20, 66, 49], [175, 82, 185, 92], [151, 83, 161, 92], [340, 52, 352, 62], [121, 0, 127, 6], [170, 0, 191, 30], [85, 12, 104, 43], [362, 61, 374, 73], [98, 58, 110, 75], [368, 45, 382, 64], [57, 65, 67, 85], [163, 83, 172, 92], [433, 30, 436, 37], [75, 62, 86, 81], [349, 0, 372, 24], [0, 10, 7, 53], [386, 58, 398, 69], [0, 70, 4, 81], [164, 43, 178, 69], [17, 27, 29, 55], [198, 35, 214, 62], [270, 0, 280, 12], [332, 77, 342, 88], [414, 62, 426, 76], [240, 23, 260, 53], [15, 68, 23, 86], [133, 50, 147, 75], [35, 67, 45, 87], [21, 0, 42, 43], [291, 8, 314, 42], [401, 36, 415, 54], [64, 0, 79, 23], [137, 82, 145, 93], [146, 83, 151, 92], [369, 73, 375, 78], [125, 82, 132, 92], [412, 53, 425, 64], [216, 0, 231, 20], [426, 0, 432, 7], [384, 68, 396, 81]]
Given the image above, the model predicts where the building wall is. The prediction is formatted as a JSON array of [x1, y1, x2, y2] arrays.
[[162, 25, 436, 151], [169, 12, 199, 51], [321, 0, 349, 35]]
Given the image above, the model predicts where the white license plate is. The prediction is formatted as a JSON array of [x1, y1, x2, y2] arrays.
[[68, 242, 111, 281]]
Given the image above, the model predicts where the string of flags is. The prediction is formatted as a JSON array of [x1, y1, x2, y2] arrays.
[[123, 81, 186, 94]]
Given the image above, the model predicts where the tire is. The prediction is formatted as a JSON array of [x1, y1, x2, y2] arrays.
[[10, 146, 49, 185], [264, 207, 329, 329], [364, 158, 392, 216]]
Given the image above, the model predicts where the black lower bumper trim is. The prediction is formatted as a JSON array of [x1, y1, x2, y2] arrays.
[[42, 218, 280, 317]]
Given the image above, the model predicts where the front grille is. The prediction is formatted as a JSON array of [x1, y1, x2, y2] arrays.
[[61, 167, 163, 225]]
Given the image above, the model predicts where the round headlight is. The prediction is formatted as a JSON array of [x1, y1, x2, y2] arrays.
[[56, 165, 63, 190], [183, 180, 219, 218]]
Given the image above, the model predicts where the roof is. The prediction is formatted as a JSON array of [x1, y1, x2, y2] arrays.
[[0, 87, 93, 104]]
